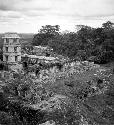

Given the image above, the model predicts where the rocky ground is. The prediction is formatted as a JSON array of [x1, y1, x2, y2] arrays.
[[0, 61, 114, 125]]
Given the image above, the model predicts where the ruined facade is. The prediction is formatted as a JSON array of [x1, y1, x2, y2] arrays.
[[33, 46, 53, 56], [2, 33, 21, 64]]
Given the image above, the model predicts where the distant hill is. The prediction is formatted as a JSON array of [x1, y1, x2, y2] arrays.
[[19, 33, 35, 46], [0, 33, 35, 47]]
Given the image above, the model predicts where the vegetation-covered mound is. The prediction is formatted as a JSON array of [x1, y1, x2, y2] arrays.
[[0, 61, 114, 125]]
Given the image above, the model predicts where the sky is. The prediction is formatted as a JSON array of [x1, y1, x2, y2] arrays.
[[0, 0, 114, 33]]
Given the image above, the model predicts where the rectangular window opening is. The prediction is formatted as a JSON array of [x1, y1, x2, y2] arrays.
[[5, 55, 8, 61], [6, 38, 9, 44], [15, 56, 18, 62], [14, 47, 17, 52], [6, 47, 8, 52]]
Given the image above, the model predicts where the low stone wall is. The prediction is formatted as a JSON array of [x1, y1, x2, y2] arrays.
[[38, 61, 101, 84], [8, 63, 23, 72]]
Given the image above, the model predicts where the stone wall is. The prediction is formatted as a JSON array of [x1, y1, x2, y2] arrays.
[[8, 63, 23, 71], [3, 35, 21, 63]]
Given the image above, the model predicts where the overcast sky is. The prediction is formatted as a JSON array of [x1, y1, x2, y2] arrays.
[[0, 0, 114, 33]]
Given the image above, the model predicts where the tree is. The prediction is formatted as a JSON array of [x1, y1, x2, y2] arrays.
[[32, 21, 114, 63], [102, 21, 114, 30], [32, 25, 60, 46], [39, 25, 60, 35]]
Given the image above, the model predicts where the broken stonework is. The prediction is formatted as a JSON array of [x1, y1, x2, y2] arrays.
[[9, 63, 23, 72], [39, 120, 55, 125]]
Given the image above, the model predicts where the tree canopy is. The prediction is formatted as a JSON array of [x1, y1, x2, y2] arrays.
[[32, 21, 114, 64]]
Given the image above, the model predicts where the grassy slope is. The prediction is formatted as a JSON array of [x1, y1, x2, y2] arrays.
[[44, 66, 114, 124]]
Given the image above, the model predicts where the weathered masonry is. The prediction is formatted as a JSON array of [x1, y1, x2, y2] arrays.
[[2, 33, 21, 64]]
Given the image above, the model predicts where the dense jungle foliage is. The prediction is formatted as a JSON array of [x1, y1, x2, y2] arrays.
[[32, 21, 114, 64]]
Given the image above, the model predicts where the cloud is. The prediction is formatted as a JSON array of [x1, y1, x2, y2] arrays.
[[1, 0, 114, 17], [69, 0, 114, 17], [0, 0, 114, 33], [0, 11, 23, 19], [13, 0, 52, 11], [0, 4, 12, 11], [0, 0, 17, 11]]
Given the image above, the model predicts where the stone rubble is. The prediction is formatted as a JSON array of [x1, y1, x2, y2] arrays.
[[38, 61, 101, 84], [39, 120, 55, 125]]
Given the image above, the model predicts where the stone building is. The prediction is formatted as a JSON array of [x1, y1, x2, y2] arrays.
[[2, 33, 21, 63], [33, 46, 53, 56], [2, 33, 22, 70]]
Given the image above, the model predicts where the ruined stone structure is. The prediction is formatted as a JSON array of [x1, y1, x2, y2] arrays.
[[2, 33, 22, 71], [2, 33, 21, 64], [33, 46, 53, 56]]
